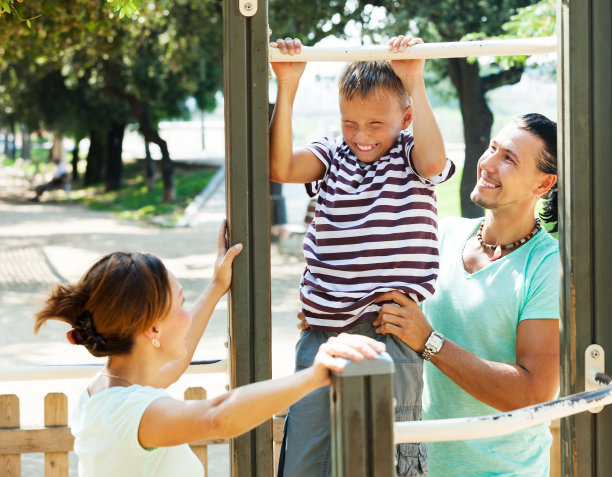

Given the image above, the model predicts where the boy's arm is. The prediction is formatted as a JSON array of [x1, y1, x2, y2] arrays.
[[389, 36, 447, 179], [270, 38, 326, 184]]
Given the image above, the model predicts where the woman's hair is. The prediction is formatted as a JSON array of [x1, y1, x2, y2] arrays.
[[339, 61, 410, 109], [34, 252, 171, 357], [514, 113, 558, 232]]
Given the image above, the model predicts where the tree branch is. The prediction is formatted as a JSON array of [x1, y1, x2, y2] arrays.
[[482, 66, 525, 92]]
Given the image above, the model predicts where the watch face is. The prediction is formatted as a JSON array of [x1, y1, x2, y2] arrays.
[[428, 334, 444, 349]]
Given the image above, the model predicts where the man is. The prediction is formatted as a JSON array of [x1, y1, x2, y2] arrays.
[[32, 157, 69, 201], [373, 113, 559, 476]]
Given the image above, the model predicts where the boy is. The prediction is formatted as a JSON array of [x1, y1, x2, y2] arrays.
[[270, 35, 455, 476]]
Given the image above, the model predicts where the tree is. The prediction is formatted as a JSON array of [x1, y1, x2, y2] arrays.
[[1, 0, 224, 201]]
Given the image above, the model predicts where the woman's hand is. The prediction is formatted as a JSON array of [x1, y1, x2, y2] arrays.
[[296, 311, 310, 330], [373, 290, 433, 353], [211, 220, 243, 293], [270, 37, 307, 82], [311, 333, 386, 386]]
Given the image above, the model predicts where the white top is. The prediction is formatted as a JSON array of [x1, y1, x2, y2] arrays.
[[72, 385, 203, 477]]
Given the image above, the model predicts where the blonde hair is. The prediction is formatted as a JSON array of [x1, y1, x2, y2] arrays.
[[338, 61, 410, 108], [34, 252, 171, 357]]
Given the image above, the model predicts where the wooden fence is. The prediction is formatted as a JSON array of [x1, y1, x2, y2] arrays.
[[0, 388, 286, 477]]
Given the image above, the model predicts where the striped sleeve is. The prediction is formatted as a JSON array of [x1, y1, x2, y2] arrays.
[[304, 136, 337, 197]]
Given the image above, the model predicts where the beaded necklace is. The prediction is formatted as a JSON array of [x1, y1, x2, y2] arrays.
[[477, 218, 541, 262]]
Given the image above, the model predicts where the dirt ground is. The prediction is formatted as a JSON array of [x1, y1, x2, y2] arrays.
[[0, 167, 306, 476]]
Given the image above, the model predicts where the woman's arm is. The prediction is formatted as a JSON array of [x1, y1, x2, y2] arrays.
[[139, 334, 385, 448], [157, 221, 242, 386], [374, 291, 559, 412]]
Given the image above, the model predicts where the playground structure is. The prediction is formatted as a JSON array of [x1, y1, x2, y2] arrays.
[[0, 0, 610, 475]]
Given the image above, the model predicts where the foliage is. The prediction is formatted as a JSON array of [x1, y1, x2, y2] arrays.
[[70, 161, 216, 223]]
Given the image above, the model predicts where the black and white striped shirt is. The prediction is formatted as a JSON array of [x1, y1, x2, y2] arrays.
[[301, 131, 455, 331]]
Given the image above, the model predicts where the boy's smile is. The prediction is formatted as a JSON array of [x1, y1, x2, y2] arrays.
[[339, 92, 412, 163]]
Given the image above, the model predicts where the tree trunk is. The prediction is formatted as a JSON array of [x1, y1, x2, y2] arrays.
[[104, 122, 125, 191], [85, 129, 105, 186], [144, 139, 156, 191], [447, 58, 492, 218], [21, 125, 31, 160], [51, 132, 65, 162], [104, 80, 175, 202], [72, 137, 81, 182]]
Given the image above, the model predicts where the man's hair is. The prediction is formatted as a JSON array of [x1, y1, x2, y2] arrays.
[[514, 113, 558, 232], [338, 61, 410, 108]]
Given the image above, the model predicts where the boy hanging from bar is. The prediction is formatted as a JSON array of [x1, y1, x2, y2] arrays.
[[270, 35, 455, 476]]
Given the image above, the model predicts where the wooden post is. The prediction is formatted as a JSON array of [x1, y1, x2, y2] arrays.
[[185, 387, 208, 476], [558, 0, 612, 474], [0, 394, 20, 477], [223, 0, 272, 476], [44, 393, 69, 477], [330, 353, 395, 477]]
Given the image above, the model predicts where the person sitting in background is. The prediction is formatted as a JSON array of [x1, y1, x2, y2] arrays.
[[31, 157, 69, 201], [34, 220, 385, 477]]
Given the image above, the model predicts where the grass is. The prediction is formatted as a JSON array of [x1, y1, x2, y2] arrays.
[[2, 153, 216, 225], [71, 161, 216, 224]]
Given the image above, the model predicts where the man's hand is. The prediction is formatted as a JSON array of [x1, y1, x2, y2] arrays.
[[387, 35, 425, 80], [373, 290, 433, 353], [270, 37, 307, 82]]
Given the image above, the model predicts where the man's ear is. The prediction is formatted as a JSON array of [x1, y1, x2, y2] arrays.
[[402, 106, 413, 129], [537, 174, 557, 197]]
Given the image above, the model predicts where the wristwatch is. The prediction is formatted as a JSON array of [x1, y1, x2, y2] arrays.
[[421, 331, 445, 361]]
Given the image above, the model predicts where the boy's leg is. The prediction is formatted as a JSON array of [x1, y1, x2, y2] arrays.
[[279, 328, 333, 477], [386, 334, 428, 476]]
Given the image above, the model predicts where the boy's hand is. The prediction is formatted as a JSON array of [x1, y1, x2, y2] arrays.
[[387, 35, 424, 79], [270, 37, 306, 81]]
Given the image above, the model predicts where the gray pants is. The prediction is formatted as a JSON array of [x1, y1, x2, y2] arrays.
[[278, 318, 427, 476]]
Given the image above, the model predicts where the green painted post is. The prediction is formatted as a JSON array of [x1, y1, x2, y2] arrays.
[[223, 1, 272, 476], [330, 353, 395, 476], [558, 0, 612, 474]]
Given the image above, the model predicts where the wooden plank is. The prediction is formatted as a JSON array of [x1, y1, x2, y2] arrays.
[[223, 0, 272, 475], [0, 428, 74, 454], [44, 393, 69, 477], [367, 374, 395, 477], [185, 387, 208, 477], [0, 394, 20, 476]]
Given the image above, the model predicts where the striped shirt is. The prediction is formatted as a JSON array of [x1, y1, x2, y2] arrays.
[[301, 131, 455, 331]]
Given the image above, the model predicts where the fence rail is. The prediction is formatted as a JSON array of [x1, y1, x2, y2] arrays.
[[269, 36, 556, 62], [0, 359, 227, 382]]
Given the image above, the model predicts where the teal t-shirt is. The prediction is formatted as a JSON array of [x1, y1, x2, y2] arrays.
[[422, 217, 559, 477]]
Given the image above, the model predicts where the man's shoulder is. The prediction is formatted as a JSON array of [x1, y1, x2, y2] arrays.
[[439, 216, 480, 235]]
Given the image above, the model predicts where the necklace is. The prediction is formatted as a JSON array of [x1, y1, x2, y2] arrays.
[[477, 218, 541, 262], [101, 373, 133, 386]]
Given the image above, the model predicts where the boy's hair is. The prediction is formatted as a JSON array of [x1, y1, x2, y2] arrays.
[[339, 61, 410, 108]]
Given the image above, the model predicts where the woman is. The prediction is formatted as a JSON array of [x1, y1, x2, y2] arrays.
[[34, 221, 384, 477]]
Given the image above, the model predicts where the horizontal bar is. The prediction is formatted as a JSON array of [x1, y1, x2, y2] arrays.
[[0, 428, 74, 454], [395, 383, 612, 443], [269, 37, 556, 62], [0, 359, 227, 382]]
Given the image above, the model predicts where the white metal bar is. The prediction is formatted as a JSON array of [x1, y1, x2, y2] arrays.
[[0, 359, 228, 382], [395, 384, 612, 443], [269, 37, 556, 63]]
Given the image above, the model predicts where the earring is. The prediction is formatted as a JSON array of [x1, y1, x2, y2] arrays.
[[152, 337, 160, 349]]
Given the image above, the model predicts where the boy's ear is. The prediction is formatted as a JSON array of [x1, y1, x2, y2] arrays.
[[402, 106, 413, 129]]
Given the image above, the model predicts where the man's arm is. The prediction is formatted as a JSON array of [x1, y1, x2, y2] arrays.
[[270, 38, 326, 184], [388, 36, 447, 179], [373, 291, 559, 412]]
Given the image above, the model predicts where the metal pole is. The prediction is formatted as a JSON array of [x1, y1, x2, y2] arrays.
[[330, 352, 395, 477], [269, 37, 556, 62]]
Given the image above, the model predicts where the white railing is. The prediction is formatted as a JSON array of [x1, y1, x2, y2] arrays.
[[269, 37, 556, 62], [0, 359, 227, 382], [396, 374, 612, 443]]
